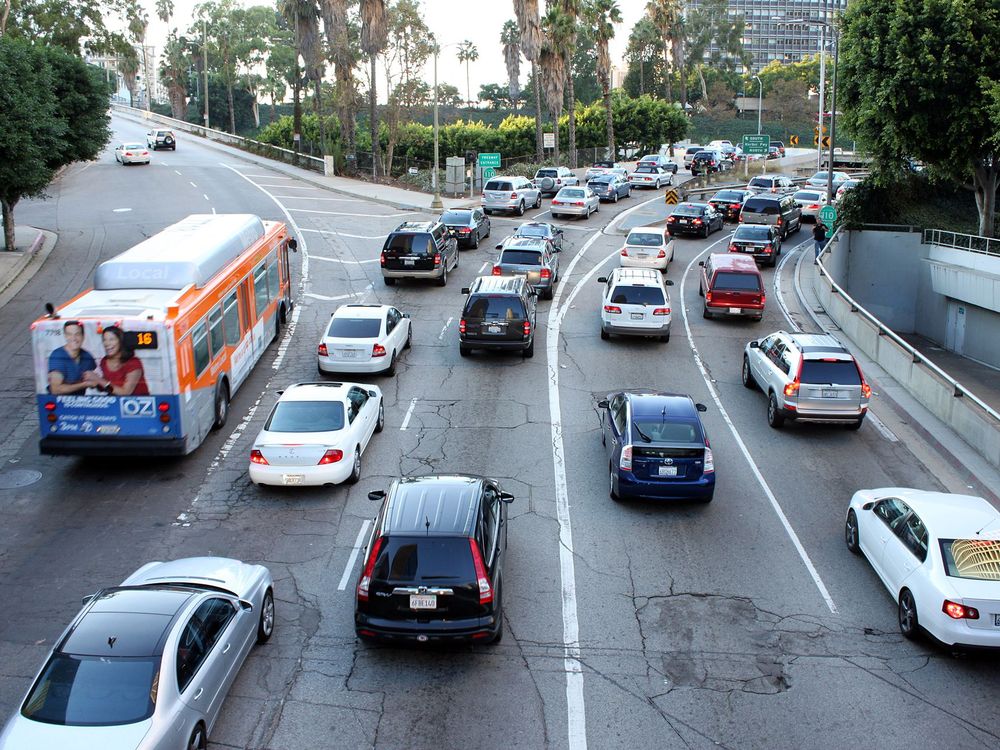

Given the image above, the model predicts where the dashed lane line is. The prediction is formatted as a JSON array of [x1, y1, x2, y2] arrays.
[[287, 207, 418, 218], [438, 317, 453, 340], [399, 398, 418, 431]]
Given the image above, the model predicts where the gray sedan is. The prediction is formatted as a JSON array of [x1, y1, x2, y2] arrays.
[[492, 236, 561, 299], [587, 174, 632, 202], [550, 186, 600, 219], [0, 557, 274, 750]]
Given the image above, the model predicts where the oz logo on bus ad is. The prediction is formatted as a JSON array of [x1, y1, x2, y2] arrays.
[[120, 396, 155, 418]]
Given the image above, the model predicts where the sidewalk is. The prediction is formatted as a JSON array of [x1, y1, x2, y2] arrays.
[[0, 226, 58, 311]]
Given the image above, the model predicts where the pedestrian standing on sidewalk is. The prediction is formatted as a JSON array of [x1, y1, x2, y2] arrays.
[[812, 221, 827, 263]]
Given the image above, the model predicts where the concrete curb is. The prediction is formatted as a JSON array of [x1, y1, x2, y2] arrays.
[[0, 227, 58, 312]]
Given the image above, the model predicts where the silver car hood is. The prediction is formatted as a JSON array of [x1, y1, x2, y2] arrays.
[[0, 716, 153, 750], [121, 557, 260, 598]]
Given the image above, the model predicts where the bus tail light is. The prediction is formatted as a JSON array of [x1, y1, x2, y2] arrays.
[[250, 450, 269, 465]]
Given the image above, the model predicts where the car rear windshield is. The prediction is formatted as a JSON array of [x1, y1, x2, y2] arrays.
[[634, 166, 656, 173], [742, 198, 780, 214], [939, 539, 1000, 580], [713, 191, 744, 202], [632, 420, 703, 444], [799, 360, 862, 385], [593, 161, 614, 168], [22, 654, 157, 726], [266, 400, 345, 432], [672, 205, 703, 217], [609, 285, 665, 305], [536, 169, 558, 177], [560, 189, 584, 198], [685, 146, 702, 155], [327, 318, 381, 338], [733, 225, 772, 241], [693, 151, 715, 159], [373, 537, 475, 583], [385, 233, 433, 255], [588, 179, 611, 187], [712, 272, 761, 292], [123, 143, 145, 150], [441, 211, 471, 223], [626, 232, 664, 247], [500, 250, 543, 265], [794, 191, 824, 201], [485, 181, 512, 192], [749, 178, 775, 188], [466, 295, 526, 320], [515, 225, 549, 238]]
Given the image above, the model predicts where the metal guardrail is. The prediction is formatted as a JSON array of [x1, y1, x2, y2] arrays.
[[111, 104, 326, 174], [816, 229, 1000, 423], [923, 228, 1000, 257]]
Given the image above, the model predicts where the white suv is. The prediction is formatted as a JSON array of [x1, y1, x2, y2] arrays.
[[532, 167, 580, 196], [146, 129, 176, 151], [597, 268, 674, 342]]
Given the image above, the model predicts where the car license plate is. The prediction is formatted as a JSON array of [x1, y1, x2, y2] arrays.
[[658, 466, 678, 476], [728, 307, 741, 314], [680, 219, 689, 224], [282, 474, 304, 485], [487, 325, 502, 334], [822, 389, 845, 398], [635, 253, 648, 259], [994, 613, 1000, 627], [631, 313, 644, 320], [410, 595, 436, 610], [337, 350, 357, 359], [404, 258, 415, 266]]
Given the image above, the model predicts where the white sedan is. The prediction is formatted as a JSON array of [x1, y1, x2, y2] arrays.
[[550, 187, 600, 219], [114, 142, 151, 165], [249, 382, 383, 487], [619, 225, 674, 272], [317, 303, 411, 375], [845, 487, 1000, 648]]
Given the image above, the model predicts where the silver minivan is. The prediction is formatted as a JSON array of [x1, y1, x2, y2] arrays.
[[482, 177, 542, 216]]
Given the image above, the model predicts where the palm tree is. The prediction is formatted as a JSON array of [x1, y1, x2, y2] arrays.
[[159, 32, 190, 120], [513, 0, 544, 161], [280, 0, 321, 154], [585, 0, 621, 158], [646, 0, 685, 109], [456, 40, 479, 108], [360, 0, 388, 176], [127, 8, 149, 109], [539, 5, 575, 165], [626, 17, 658, 96], [322, 0, 358, 164], [557, 0, 580, 167], [501, 20, 521, 110]]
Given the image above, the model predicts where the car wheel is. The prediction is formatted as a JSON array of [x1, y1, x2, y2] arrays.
[[543, 286, 554, 300], [702, 305, 711, 319], [742, 356, 756, 389], [347, 446, 361, 484], [898, 589, 920, 640], [187, 724, 207, 750], [767, 392, 785, 428], [517, 201, 525, 216], [522, 339, 534, 358], [257, 588, 275, 643], [472, 231, 480, 249], [660, 332, 670, 342], [385, 351, 397, 376], [534, 194, 541, 208], [600, 327, 610, 340], [212, 382, 229, 430], [485, 221, 491, 237], [845, 510, 861, 554], [375, 400, 385, 433], [437, 263, 448, 287], [613, 193, 619, 203], [404, 325, 412, 349], [384, 277, 396, 286], [609, 464, 621, 501], [702, 226, 710, 239], [459, 344, 471, 357]]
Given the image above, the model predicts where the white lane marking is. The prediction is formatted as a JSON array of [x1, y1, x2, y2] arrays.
[[337, 520, 372, 591], [273, 195, 361, 202], [204, 193, 211, 201], [310, 254, 379, 265], [254, 184, 319, 190], [190, 181, 198, 188], [399, 397, 418, 431], [679, 239, 839, 614], [112, 208, 132, 213], [241, 174, 294, 179], [174, 170, 182, 176], [305, 291, 365, 302], [478, 261, 490, 274], [288, 207, 417, 218], [866, 411, 899, 442], [773, 240, 808, 333], [532, 209, 551, 219], [300, 228, 384, 240], [212, 207, 217, 214], [438, 317, 453, 340]]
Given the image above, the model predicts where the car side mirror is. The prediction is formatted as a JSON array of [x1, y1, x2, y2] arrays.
[[554, 247, 562, 253], [368, 390, 378, 398], [287, 238, 298, 252], [749, 340, 760, 349], [81, 592, 98, 606], [862, 501, 876, 511], [698, 261, 705, 267], [495, 243, 503, 250], [239, 599, 254, 612], [695, 403, 708, 412], [499, 491, 515, 503], [665, 279, 674, 286], [597, 276, 607, 283], [368, 490, 386, 502], [461, 287, 470, 294], [402, 312, 410, 318], [556, 229, 564, 235], [597, 399, 609, 408]]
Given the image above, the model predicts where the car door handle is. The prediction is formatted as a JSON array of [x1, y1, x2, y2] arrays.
[[222, 643, 231, 654], [193, 687, 204, 701]]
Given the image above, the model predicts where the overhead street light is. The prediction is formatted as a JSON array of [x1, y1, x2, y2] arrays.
[[753, 75, 763, 136]]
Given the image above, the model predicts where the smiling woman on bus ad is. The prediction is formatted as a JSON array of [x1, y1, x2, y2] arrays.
[[84, 326, 150, 396]]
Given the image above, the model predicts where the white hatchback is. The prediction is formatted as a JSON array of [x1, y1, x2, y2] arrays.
[[845, 487, 1000, 648], [317, 304, 411, 375], [597, 267, 674, 342], [619, 226, 674, 272], [250, 382, 383, 487]]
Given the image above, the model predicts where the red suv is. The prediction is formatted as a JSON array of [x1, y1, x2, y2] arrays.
[[698, 253, 765, 321]]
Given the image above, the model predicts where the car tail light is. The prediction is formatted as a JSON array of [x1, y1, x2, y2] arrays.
[[522, 320, 531, 337], [380, 253, 386, 267], [764, 244, 773, 254], [656, 248, 666, 259], [808, 204, 820, 210], [738, 215, 744, 222], [357, 536, 384, 601], [556, 178, 562, 184], [652, 307, 670, 316], [620, 247, 629, 257], [603, 305, 621, 314], [318, 343, 328, 357], [434, 253, 442, 266], [728, 244, 738, 252], [540, 268, 551, 279], [704, 446, 714, 474], [250, 450, 268, 465], [693, 218, 703, 225], [125, 151, 133, 156], [667, 216, 677, 223], [943, 599, 979, 620], [459, 318, 466, 334], [573, 201, 584, 206], [857, 365, 872, 398], [372, 343, 387, 357], [784, 357, 802, 397], [510, 192, 518, 199], [730, 203, 741, 210], [459, 227, 471, 233], [318, 449, 343, 465], [619, 445, 632, 471], [492, 265, 502, 276], [776, 217, 783, 225], [705, 291, 713, 303], [469, 538, 494, 604]]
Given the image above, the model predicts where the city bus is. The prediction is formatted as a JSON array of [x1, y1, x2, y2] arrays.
[[31, 213, 297, 456]]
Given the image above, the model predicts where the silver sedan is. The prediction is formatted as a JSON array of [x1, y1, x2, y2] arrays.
[[114, 142, 151, 165], [0, 557, 274, 750], [550, 186, 600, 219]]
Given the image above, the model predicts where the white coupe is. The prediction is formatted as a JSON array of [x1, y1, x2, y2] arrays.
[[845, 487, 1000, 648], [250, 382, 383, 487], [317, 304, 411, 375]]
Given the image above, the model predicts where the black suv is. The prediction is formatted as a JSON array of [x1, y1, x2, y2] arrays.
[[380, 221, 459, 287], [459, 275, 537, 358], [355, 475, 515, 644]]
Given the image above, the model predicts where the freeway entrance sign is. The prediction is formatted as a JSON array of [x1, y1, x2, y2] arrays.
[[820, 205, 838, 237], [479, 152, 501, 168], [741, 134, 770, 155]]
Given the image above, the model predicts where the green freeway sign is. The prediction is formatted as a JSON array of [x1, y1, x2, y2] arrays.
[[479, 152, 501, 168], [819, 205, 838, 224], [742, 134, 770, 155]]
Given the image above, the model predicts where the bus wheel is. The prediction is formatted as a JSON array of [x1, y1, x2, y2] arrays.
[[212, 381, 230, 430]]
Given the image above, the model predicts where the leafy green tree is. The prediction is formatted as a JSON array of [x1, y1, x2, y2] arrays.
[[436, 83, 462, 108], [839, 0, 1000, 235], [569, 22, 600, 106], [584, 0, 622, 156], [479, 83, 513, 110], [765, 78, 811, 125], [624, 16, 662, 98], [3, 0, 142, 54]]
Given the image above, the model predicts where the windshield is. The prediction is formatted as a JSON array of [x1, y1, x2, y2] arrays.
[[559, 189, 584, 198], [734, 226, 773, 241], [266, 400, 345, 432], [609, 285, 665, 305], [22, 654, 158, 726], [500, 250, 543, 266], [327, 318, 381, 338], [712, 272, 761, 292], [940, 539, 1000, 580], [373, 537, 475, 583], [626, 232, 664, 247], [467, 295, 525, 320], [441, 211, 471, 223], [799, 360, 862, 385], [631, 420, 703, 444], [713, 191, 743, 202], [742, 198, 780, 214], [385, 234, 432, 255], [749, 178, 775, 188], [536, 169, 558, 177], [484, 181, 511, 191], [515, 225, 549, 238]]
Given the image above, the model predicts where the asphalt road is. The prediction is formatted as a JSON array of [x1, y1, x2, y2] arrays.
[[0, 116, 997, 750]]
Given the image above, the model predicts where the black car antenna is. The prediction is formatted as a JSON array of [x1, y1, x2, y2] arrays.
[[425, 515, 431, 535]]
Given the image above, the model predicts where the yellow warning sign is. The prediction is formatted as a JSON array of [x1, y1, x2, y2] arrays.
[[789, 135, 799, 146], [664, 189, 680, 205]]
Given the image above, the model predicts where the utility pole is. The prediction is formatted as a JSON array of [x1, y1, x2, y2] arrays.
[[202, 19, 210, 129], [826, 33, 839, 201], [431, 46, 443, 210], [817, 24, 826, 170]]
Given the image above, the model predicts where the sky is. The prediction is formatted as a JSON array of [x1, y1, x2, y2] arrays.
[[142, 0, 649, 103]]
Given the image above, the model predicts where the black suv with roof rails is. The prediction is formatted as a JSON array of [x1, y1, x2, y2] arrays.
[[355, 474, 515, 644], [380, 220, 459, 287], [459, 275, 537, 358]]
